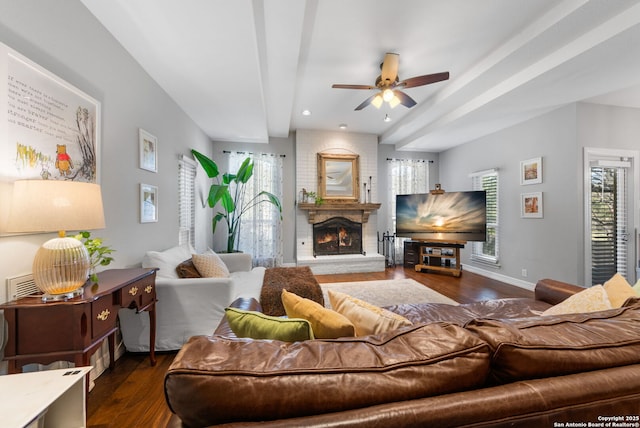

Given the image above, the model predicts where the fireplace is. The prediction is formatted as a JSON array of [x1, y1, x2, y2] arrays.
[[313, 217, 362, 256]]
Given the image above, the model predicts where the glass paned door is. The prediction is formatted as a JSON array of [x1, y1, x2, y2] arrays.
[[585, 147, 637, 287], [589, 165, 628, 285]]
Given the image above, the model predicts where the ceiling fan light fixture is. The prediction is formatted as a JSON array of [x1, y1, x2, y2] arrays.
[[382, 88, 394, 102], [389, 95, 401, 108], [371, 94, 383, 109]]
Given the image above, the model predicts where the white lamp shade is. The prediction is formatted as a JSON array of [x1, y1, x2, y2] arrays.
[[6, 180, 105, 233], [6, 180, 106, 298]]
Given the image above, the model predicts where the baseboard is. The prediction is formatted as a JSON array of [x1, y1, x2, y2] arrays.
[[463, 264, 536, 291]]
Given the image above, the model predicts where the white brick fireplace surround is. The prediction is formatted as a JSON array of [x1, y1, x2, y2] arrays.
[[295, 130, 385, 274]]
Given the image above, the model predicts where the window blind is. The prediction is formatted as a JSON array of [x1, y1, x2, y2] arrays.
[[178, 155, 197, 247], [470, 169, 499, 264]]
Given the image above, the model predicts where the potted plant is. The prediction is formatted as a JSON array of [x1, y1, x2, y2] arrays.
[[191, 149, 282, 253], [73, 231, 115, 282]]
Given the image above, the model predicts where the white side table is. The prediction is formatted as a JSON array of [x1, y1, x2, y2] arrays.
[[0, 367, 91, 428]]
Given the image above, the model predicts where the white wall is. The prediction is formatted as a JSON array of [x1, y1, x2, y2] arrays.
[[440, 104, 581, 286], [440, 102, 640, 287], [0, 0, 212, 303]]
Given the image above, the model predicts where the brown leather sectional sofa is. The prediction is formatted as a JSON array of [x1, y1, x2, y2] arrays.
[[164, 279, 640, 427]]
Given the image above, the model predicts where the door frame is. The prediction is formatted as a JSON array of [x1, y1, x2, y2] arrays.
[[583, 147, 639, 285]]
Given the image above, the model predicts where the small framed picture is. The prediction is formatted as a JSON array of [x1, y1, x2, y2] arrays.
[[520, 157, 542, 185], [521, 192, 543, 218], [140, 183, 158, 223], [139, 128, 158, 172]]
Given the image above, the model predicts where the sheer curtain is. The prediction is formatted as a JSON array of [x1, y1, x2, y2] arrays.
[[387, 159, 429, 263], [229, 152, 283, 267]]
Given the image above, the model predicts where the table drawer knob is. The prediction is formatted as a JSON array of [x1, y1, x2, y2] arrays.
[[96, 309, 111, 321], [128, 286, 139, 296], [145, 285, 153, 294]]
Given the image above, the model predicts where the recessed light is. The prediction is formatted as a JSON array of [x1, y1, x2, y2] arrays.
[[338, 123, 347, 129], [301, 109, 311, 116]]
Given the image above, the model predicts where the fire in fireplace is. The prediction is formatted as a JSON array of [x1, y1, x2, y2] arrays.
[[313, 217, 362, 256]]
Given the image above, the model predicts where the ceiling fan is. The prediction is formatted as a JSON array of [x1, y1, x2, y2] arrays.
[[332, 53, 449, 111]]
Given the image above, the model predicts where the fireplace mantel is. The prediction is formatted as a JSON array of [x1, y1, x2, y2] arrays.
[[298, 202, 381, 224]]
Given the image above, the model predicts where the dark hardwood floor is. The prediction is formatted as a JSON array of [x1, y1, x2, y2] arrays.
[[87, 266, 533, 427]]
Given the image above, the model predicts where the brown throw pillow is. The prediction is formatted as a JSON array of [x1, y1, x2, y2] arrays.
[[176, 259, 201, 278]]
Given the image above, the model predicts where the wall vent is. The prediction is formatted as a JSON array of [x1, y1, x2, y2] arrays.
[[6, 273, 38, 300]]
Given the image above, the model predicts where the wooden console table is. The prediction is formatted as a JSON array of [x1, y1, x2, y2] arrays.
[[0, 268, 158, 374]]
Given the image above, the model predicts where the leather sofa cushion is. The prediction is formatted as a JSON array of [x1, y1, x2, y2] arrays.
[[387, 299, 551, 326], [466, 302, 640, 384], [165, 322, 490, 427]]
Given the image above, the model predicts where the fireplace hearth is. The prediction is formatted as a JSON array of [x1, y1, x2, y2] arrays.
[[313, 217, 362, 257]]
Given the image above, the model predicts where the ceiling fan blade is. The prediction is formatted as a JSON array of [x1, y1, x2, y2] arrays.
[[398, 71, 449, 89], [380, 53, 399, 85], [354, 93, 381, 111], [332, 84, 376, 90], [393, 90, 417, 108]]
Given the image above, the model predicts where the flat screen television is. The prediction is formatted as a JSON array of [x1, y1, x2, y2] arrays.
[[395, 191, 487, 242]]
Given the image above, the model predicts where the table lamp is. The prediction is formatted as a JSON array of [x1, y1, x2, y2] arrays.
[[6, 180, 106, 301]]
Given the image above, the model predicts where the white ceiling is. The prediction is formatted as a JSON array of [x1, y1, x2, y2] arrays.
[[81, 0, 640, 152]]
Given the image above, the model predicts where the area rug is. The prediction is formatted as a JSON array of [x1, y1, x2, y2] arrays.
[[320, 279, 459, 308]]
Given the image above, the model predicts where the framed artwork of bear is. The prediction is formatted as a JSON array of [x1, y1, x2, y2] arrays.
[[0, 41, 101, 184]]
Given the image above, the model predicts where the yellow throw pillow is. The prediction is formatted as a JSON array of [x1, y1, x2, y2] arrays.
[[542, 285, 612, 316], [603, 273, 637, 307], [191, 252, 230, 278], [225, 307, 314, 342], [327, 290, 412, 336], [281, 289, 355, 339]]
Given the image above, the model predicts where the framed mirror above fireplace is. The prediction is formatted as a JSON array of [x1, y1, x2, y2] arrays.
[[317, 153, 360, 202]]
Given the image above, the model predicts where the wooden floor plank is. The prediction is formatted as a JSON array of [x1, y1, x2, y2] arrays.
[[88, 266, 532, 427]]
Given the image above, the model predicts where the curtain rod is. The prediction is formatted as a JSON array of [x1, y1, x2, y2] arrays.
[[386, 158, 434, 163], [223, 150, 285, 158]]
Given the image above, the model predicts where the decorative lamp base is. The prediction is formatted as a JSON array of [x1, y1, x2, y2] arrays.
[[32, 237, 90, 299]]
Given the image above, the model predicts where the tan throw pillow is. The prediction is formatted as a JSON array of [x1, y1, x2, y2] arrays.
[[542, 285, 612, 316], [327, 290, 412, 336], [633, 279, 640, 296], [281, 289, 355, 339], [191, 252, 230, 278], [603, 273, 637, 307]]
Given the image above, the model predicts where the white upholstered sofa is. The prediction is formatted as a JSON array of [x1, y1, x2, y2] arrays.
[[118, 244, 265, 352]]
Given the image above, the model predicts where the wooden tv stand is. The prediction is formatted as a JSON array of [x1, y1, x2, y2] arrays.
[[413, 241, 465, 277]]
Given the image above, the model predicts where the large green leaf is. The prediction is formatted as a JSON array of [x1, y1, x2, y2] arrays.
[[212, 212, 226, 234], [220, 191, 235, 213], [207, 184, 228, 208], [191, 149, 219, 178], [258, 191, 283, 219], [236, 158, 253, 183]]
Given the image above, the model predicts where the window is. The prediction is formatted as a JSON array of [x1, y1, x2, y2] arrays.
[[386, 158, 429, 263], [178, 155, 196, 247], [229, 152, 283, 267], [470, 169, 499, 264]]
